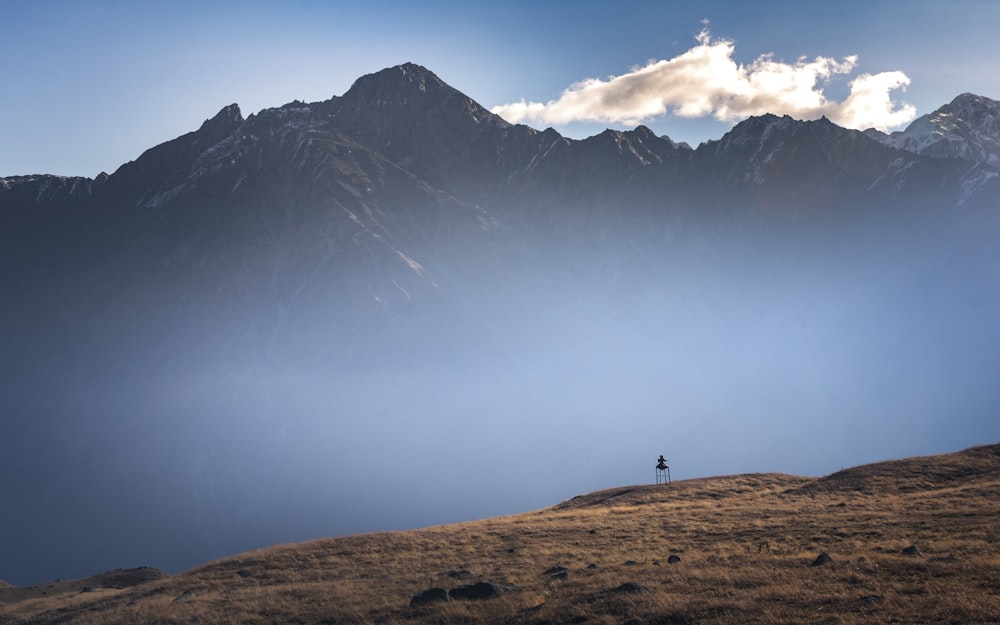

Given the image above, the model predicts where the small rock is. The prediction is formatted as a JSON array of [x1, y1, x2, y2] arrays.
[[609, 582, 652, 594], [449, 582, 510, 600], [173, 590, 193, 602], [667, 555, 681, 564], [811, 553, 833, 567], [542, 565, 567, 576], [585, 563, 598, 569], [624, 560, 639, 566], [902, 545, 921, 557], [410, 588, 450, 608], [444, 569, 472, 579]]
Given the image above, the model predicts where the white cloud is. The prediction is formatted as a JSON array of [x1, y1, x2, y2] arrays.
[[491, 31, 915, 132]]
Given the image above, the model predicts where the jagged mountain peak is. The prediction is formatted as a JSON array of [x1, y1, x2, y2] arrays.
[[95, 103, 246, 207], [949, 91, 997, 111], [712, 113, 795, 145], [877, 92, 1000, 166], [574, 125, 690, 170], [343, 62, 446, 100], [0, 173, 107, 205], [327, 63, 532, 196], [199, 103, 243, 133], [383, 62, 447, 90], [628, 124, 692, 150], [708, 113, 876, 155], [338, 62, 497, 125], [593, 124, 686, 149]]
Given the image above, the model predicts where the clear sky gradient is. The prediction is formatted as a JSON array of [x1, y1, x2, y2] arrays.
[[3, 0, 1000, 178]]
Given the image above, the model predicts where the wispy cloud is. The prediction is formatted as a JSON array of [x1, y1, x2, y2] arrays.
[[491, 31, 916, 132]]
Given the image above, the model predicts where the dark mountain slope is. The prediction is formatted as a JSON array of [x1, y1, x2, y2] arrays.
[[329, 63, 547, 204]]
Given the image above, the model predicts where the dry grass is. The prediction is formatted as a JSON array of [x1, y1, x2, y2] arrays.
[[2, 444, 999, 625]]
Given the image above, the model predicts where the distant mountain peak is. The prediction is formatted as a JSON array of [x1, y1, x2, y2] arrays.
[[395, 61, 444, 84], [342, 63, 465, 108], [200, 103, 243, 130], [380, 62, 445, 91], [877, 92, 1000, 166], [951, 92, 993, 107]]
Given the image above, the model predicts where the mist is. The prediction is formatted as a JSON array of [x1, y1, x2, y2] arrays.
[[3, 209, 998, 587]]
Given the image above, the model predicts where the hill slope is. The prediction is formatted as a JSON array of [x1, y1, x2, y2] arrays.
[[2, 444, 998, 625]]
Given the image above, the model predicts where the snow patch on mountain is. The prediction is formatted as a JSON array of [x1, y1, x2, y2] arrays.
[[876, 93, 1000, 167]]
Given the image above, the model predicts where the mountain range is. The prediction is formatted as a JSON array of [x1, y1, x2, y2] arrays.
[[2, 63, 1000, 586], [5, 63, 999, 364]]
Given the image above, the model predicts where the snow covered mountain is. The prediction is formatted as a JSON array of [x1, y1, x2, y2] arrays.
[[868, 92, 1000, 167]]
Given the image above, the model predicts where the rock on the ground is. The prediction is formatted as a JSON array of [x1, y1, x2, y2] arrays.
[[410, 588, 450, 608], [449, 582, 511, 600]]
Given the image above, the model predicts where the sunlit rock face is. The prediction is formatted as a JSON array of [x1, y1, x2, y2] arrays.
[[2, 63, 999, 587]]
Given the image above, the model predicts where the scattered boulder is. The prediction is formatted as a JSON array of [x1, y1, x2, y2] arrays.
[[586, 563, 598, 569], [667, 555, 682, 564], [609, 582, 652, 594], [444, 569, 473, 579], [409, 588, 450, 608], [902, 545, 921, 557], [173, 590, 193, 602], [811, 553, 833, 566], [449, 582, 510, 600], [542, 565, 567, 577], [624, 560, 639, 566]]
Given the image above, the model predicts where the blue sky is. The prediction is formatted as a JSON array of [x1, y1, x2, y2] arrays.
[[3, 0, 1000, 177]]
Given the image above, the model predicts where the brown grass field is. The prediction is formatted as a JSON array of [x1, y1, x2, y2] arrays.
[[3, 443, 999, 625]]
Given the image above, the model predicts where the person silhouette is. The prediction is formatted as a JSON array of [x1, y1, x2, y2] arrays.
[[656, 455, 668, 470]]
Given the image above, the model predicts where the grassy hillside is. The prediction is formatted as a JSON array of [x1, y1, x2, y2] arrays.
[[2, 444, 998, 625]]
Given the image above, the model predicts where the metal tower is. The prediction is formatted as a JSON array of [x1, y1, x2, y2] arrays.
[[655, 455, 671, 485]]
